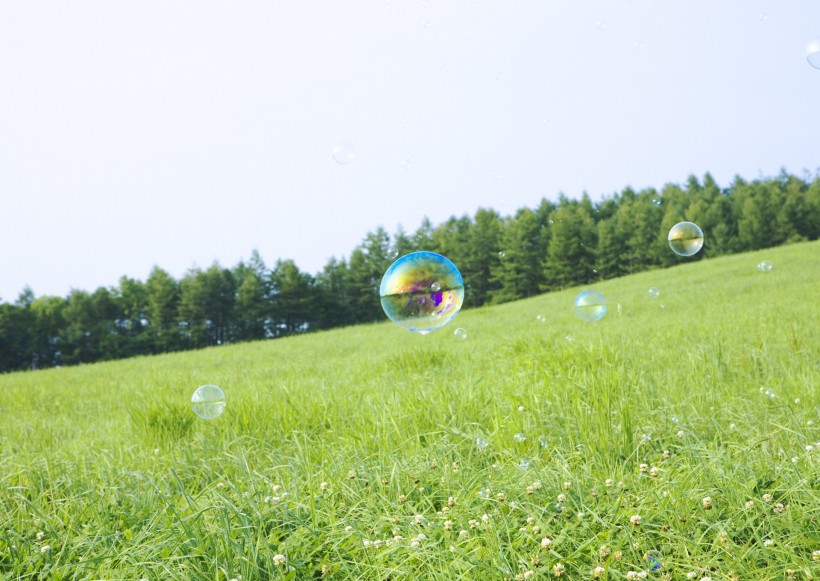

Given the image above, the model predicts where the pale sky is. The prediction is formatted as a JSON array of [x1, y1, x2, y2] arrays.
[[2, 1, 819, 301]]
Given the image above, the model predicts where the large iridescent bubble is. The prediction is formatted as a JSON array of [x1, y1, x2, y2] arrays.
[[574, 290, 606, 322], [379, 251, 464, 334], [667, 221, 704, 257]]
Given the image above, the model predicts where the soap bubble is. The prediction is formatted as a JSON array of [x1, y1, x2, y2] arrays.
[[648, 287, 660, 299], [476, 437, 489, 450], [536, 314, 546, 323], [757, 260, 772, 272], [513, 432, 526, 443], [518, 458, 531, 470], [807, 37, 820, 69], [497, 250, 506, 258], [331, 142, 355, 164], [386, 246, 399, 260], [652, 197, 662, 206], [380, 251, 464, 334], [644, 552, 662, 572], [453, 328, 468, 341], [191, 385, 226, 420], [667, 222, 704, 256], [574, 290, 606, 322]]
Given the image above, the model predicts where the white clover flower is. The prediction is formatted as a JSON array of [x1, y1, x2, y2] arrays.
[[762, 493, 773, 502], [745, 500, 754, 510], [627, 572, 639, 580], [763, 538, 774, 547], [677, 430, 684, 438], [686, 573, 698, 580], [36, 531, 44, 541], [599, 544, 610, 558], [812, 549, 820, 561], [363, 540, 371, 548], [630, 515, 641, 526], [617, 481, 625, 488], [540, 536, 552, 550], [347, 470, 356, 479], [398, 494, 406, 503], [444, 520, 453, 531], [593, 566, 605, 578], [563, 481, 571, 490], [806, 444, 814, 452], [557, 494, 566, 503], [481, 514, 490, 525], [496, 492, 505, 502], [773, 503, 786, 514], [469, 519, 479, 529], [729, 423, 736, 430], [410, 540, 420, 548], [702, 496, 713, 510], [532, 526, 540, 535], [523, 571, 535, 579], [416, 533, 426, 541], [639, 463, 648, 474], [638, 573, 647, 579], [40, 545, 50, 553], [344, 525, 353, 533], [373, 539, 383, 548], [519, 527, 527, 533], [518, 405, 526, 412], [650, 466, 660, 478], [552, 562, 565, 577], [448, 496, 456, 507], [320, 482, 328, 491], [662, 450, 670, 459], [414, 515, 424, 526], [605, 478, 613, 487], [459, 529, 468, 538], [526, 485, 535, 495]]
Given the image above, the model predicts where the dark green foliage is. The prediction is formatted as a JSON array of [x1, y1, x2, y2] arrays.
[[1, 170, 819, 372]]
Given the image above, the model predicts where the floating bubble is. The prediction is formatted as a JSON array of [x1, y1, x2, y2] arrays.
[[536, 314, 546, 323], [430, 282, 441, 292], [331, 142, 355, 164], [648, 287, 660, 299], [380, 251, 464, 334], [513, 432, 526, 443], [401, 156, 415, 170], [667, 222, 704, 256], [757, 260, 773, 272], [476, 437, 489, 450], [644, 552, 662, 572], [477, 488, 491, 499], [764, 388, 776, 400], [538, 436, 549, 449], [386, 246, 399, 260], [518, 458, 531, 470], [652, 197, 662, 206], [497, 250, 506, 258], [565, 334, 574, 342], [671, 415, 680, 424], [191, 385, 226, 420], [453, 328, 467, 341], [807, 37, 820, 69], [574, 290, 606, 322]]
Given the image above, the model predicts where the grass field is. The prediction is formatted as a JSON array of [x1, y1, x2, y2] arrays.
[[1, 241, 818, 580]]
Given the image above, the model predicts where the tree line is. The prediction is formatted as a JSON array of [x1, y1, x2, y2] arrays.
[[1, 170, 818, 373]]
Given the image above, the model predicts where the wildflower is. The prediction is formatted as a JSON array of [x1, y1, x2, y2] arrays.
[[639, 463, 648, 474], [373, 539, 383, 548], [807, 445, 815, 452], [702, 496, 713, 510], [398, 494, 406, 503], [717, 531, 728, 544], [363, 540, 372, 548], [613, 550, 623, 560], [319, 482, 328, 491], [526, 485, 535, 495], [40, 545, 50, 553], [650, 466, 660, 478], [729, 423, 736, 430], [701, 577, 713, 581], [557, 494, 566, 503], [344, 526, 353, 533], [523, 571, 535, 579], [347, 470, 356, 479], [686, 573, 698, 580], [414, 515, 424, 526], [677, 430, 684, 438], [540, 537, 552, 550], [762, 493, 773, 502], [216, 482, 225, 488], [617, 481, 625, 488], [812, 549, 820, 561], [552, 562, 565, 577], [526, 516, 535, 525], [531, 481, 542, 490], [496, 492, 505, 502], [430, 461, 437, 469], [519, 527, 527, 533], [563, 481, 571, 490], [627, 572, 639, 580], [630, 515, 641, 526], [469, 519, 479, 529], [745, 500, 754, 510], [605, 478, 613, 487], [416, 533, 426, 540], [662, 450, 670, 459], [36, 532, 44, 541], [410, 539, 420, 548], [459, 529, 468, 538], [763, 538, 774, 547], [532, 526, 540, 535], [444, 520, 453, 531], [599, 544, 610, 558], [773, 503, 786, 514], [448, 496, 456, 507], [577, 512, 584, 520], [518, 405, 526, 412], [593, 567, 605, 578], [482, 514, 490, 525]]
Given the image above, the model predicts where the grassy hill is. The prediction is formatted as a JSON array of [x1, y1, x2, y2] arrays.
[[1, 241, 818, 579]]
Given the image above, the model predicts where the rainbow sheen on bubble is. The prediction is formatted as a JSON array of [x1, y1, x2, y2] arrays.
[[191, 384, 226, 420], [574, 290, 606, 322], [644, 551, 662, 572], [379, 251, 464, 334], [667, 222, 704, 256]]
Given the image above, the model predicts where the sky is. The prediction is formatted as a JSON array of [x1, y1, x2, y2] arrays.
[[2, 1, 819, 301]]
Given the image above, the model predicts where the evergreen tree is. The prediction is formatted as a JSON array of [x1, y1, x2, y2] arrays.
[[145, 266, 181, 353]]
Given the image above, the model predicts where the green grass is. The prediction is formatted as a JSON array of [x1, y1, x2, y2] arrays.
[[1, 241, 818, 580]]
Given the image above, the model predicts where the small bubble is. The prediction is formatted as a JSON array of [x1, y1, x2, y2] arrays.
[[592, 269, 598, 274], [671, 416, 680, 424], [757, 260, 773, 272], [498, 250, 506, 258], [493, 71, 504, 81], [642, 433, 651, 442], [538, 436, 549, 449], [659, 304, 665, 310], [422, 19, 432, 28], [401, 156, 415, 170], [513, 432, 526, 443], [764, 388, 776, 400], [387, 246, 399, 260], [757, 12, 768, 21], [430, 281, 441, 292], [536, 314, 546, 323], [332, 142, 355, 164], [594, 20, 607, 30], [518, 458, 531, 470], [477, 487, 490, 499], [644, 552, 662, 572], [475, 437, 489, 450], [633, 41, 644, 49], [548, 219, 554, 225], [648, 287, 660, 299], [565, 334, 573, 343], [454, 328, 468, 341]]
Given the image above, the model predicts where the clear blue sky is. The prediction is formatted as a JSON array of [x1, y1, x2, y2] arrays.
[[2, 1, 819, 301]]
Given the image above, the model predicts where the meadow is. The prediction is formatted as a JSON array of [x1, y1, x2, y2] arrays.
[[0, 241, 818, 580]]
